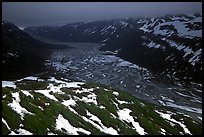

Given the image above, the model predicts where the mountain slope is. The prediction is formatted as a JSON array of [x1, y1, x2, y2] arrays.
[[2, 21, 67, 80], [24, 13, 202, 85], [2, 75, 202, 135]]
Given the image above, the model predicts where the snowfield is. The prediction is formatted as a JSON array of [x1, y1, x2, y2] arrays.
[[139, 14, 202, 38], [2, 81, 16, 89]]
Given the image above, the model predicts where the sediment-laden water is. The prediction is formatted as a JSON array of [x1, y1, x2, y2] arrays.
[[45, 42, 202, 122]]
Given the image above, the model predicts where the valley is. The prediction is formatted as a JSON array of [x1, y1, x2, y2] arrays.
[[2, 4, 202, 134], [44, 41, 202, 122]]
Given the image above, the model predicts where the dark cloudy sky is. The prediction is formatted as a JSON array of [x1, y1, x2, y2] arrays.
[[2, 2, 202, 28]]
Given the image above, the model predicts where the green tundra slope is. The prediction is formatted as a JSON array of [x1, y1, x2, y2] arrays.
[[2, 76, 202, 135]]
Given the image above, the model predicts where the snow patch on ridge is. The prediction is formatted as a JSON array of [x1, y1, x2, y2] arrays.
[[8, 92, 34, 120], [117, 108, 146, 135], [55, 114, 91, 135]]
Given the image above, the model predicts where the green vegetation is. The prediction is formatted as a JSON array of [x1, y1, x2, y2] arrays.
[[2, 78, 202, 135], [77, 101, 138, 135], [2, 102, 22, 130], [2, 122, 10, 135], [96, 89, 118, 115], [171, 114, 202, 135], [2, 87, 14, 103], [60, 87, 76, 95], [16, 80, 48, 90]]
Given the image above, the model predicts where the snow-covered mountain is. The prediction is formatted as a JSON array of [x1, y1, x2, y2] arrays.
[[2, 21, 67, 80], [24, 13, 202, 85], [138, 13, 202, 69]]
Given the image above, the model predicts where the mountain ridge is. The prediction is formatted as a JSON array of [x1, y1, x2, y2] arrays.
[[2, 21, 68, 80], [24, 13, 202, 86], [2, 75, 202, 135], [2, 14, 202, 135]]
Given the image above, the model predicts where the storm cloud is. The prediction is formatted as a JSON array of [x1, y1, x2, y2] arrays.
[[2, 2, 202, 27]]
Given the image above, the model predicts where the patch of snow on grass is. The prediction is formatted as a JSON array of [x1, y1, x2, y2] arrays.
[[80, 93, 98, 105], [9, 128, 33, 135], [48, 77, 84, 88], [37, 79, 45, 82], [2, 81, 16, 89], [155, 110, 191, 135], [62, 98, 76, 107], [3, 95, 6, 99], [112, 92, 119, 96], [55, 114, 91, 135], [23, 76, 39, 81], [16, 76, 39, 82], [16, 128, 33, 135], [112, 100, 119, 109], [8, 92, 34, 120], [99, 105, 105, 109], [75, 88, 94, 94], [65, 82, 84, 88], [21, 90, 34, 98], [37, 106, 44, 111], [45, 103, 50, 106], [47, 132, 56, 135], [9, 131, 17, 135], [82, 110, 119, 135], [86, 110, 103, 125], [35, 89, 58, 101], [61, 97, 78, 114], [110, 113, 117, 119], [116, 98, 129, 104], [160, 128, 166, 135], [48, 83, 65, 94], [2, 118, 11, 131], [139, 102, 145, 107], [117, 108, 146, 135]]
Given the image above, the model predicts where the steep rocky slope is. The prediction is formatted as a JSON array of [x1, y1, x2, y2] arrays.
[[2, 21, 67, 80]]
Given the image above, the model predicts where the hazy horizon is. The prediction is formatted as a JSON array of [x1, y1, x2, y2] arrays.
[[2, 2, 202, 28]]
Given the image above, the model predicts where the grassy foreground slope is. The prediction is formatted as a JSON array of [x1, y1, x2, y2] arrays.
[[2, 76, 202, 135]]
